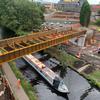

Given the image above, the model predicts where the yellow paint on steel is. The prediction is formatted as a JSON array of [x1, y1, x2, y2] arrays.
[[0, 30, 56, 48], [0, 30, 86, 64]]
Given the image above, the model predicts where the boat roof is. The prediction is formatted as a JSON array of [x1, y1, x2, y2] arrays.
[[26, 55, 45, 69], [43, 67, 57, 79], [49, 58, 60, 65], [25, 54, 58, 79]]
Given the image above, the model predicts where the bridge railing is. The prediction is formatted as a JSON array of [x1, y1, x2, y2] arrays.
[[0, 27, 72, 48], [0, 30, 86, 64]]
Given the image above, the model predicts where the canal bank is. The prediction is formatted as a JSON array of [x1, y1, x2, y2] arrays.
[[57, 30, 100, 89], [13, 51, 100, 100], [2, 62, 29, 100], [44, 47, 100, 89], [0, 27, 37, 100], [9, 62, 37, 100]]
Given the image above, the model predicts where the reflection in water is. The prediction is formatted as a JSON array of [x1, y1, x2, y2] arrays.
[[35, 80, 69, 100], [60, 65, 68, 78], [80, 87, 93, 100]]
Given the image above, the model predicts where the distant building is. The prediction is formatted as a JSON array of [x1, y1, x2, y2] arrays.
[[91, 5, 100, 19], [92, 5, 100, 12], [91, 5, 100, 20], [55, 0, 86, 12]]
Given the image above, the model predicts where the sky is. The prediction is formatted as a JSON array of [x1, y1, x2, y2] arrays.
[[40, 0, 100, 4]]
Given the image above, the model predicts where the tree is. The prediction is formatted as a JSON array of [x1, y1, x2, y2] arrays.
[[80, 1, 91, 27], [0, 0, 44, 33]]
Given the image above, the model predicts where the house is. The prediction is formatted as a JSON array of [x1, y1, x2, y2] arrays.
[[91, 5, 100, 20]]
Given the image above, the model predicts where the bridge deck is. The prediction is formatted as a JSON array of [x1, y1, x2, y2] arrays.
[[0, 29, 86, 64]]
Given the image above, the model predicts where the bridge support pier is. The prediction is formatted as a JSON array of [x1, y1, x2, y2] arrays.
[[83, 29, 96, 47], [84, 34, 96, 47]]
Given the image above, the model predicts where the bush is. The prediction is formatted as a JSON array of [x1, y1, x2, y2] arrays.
[[85, 74, 100, 88], [0, 0, 44, 33], [16, 30, 29, 36], [80, 1, 91, 27], [95, 19, 100, 26]]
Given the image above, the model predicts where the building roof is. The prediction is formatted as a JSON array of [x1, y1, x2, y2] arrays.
[[91, 5, 100, 12]]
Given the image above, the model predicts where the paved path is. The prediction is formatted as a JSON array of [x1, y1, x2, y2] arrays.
[[2, 63, 29, 100], [78, 64, 90, 73]]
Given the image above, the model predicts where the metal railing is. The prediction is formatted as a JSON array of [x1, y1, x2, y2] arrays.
[[0, 30, 86, 64]]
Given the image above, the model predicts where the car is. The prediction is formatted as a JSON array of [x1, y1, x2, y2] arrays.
[[68, 21, 71, 24], [59, 24, 63, 27], [50, 22, 54, 25], [64, 22, 68, 24], [56, 22, 60, 25]]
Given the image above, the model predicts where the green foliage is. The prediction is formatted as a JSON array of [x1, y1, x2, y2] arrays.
[[84, 74, 100, 88], [0, 0, 44, 32], [95, 19, 100, 26], [98, 10, 100, 15], [80, 1, 91, 27], [9, 61, 37, 100], [16, 30, 29, 36], [44, 47, 77, 67], [89, 71, 100, 82]]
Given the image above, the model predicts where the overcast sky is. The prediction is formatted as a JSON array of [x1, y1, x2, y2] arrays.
[[41, 0, 100, 4]]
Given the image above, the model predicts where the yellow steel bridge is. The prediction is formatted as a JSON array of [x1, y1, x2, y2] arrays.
[[0, 29, 86, 64]]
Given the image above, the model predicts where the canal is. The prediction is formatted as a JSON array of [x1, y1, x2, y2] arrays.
[[0, 27, 100, 100], [15, 52, 100, 100]]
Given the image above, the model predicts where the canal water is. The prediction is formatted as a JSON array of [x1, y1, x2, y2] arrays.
[[15, 53, 100, 100]]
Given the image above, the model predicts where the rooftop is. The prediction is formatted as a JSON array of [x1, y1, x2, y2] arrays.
[[91, 5, 100, 12]]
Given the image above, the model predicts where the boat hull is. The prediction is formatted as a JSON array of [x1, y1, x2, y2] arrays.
[[23, 56, 69, 94]]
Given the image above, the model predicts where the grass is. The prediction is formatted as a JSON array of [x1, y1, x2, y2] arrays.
[[84, 74, 100, 88], [95, 19, 100, 26], [16, 30, 29, 36], [90, 19, 100, 25], [89, 71, 100, 82], [44, 47, 78, 67], [86, 70, 100, 88], [9, 61, 37, 100], [45, 47, 100, 89], [0, 67, 4, 75]]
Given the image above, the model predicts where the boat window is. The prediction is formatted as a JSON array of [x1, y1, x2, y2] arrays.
[[53, 77, 60, 89], [60, 81, 64, 86]]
